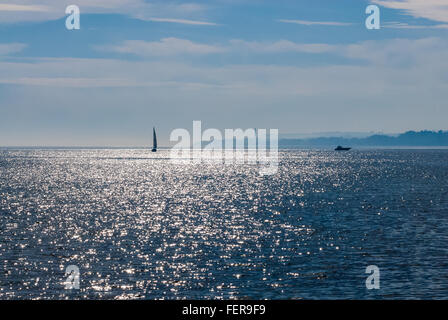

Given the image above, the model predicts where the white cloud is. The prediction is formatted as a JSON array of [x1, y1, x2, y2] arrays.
[[99, 38, 225, 56], [230, 39, 335, 54], [98, 37, 448, 64], [0, 1, 212, 24], [373, 0, 448, 23], [278, 19, 353, 26], [230, 37, 448, 68], [2, 37, 448, 144], [146, 17, 217, 26], [0, 77, 140, 87], [383, 22, 448, 29], [100, 38, 336, 57], [0, 43, 27, 55], [343, 37, 448, 66], [2, 37, 447, 91], [0, 4, 49, 12]]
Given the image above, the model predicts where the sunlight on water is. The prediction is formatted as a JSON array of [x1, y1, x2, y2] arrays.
[[1, 149, 448, 299]]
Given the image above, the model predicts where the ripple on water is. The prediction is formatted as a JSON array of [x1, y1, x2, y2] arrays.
[[1, 149, 448, 299]]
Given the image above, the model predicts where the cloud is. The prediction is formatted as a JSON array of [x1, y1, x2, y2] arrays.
[[383, 22, 448, 29], [0, 4, 49, 12], [230, 39, 335, 54], [278, 19, 353, 26], [0, 77, 236, 90], [0, 1, 212, 24], [231, 37, 448, 67], [2, 37, 447, 90], [373, 0, 448, 23], [0, 43, 27, 55], [0, 77, 141, 87], [2, 37, 448, 145], [342, 37, 448, 66], [99, 38, 225, 56], [146, 17, 217, 26], [100, 38, 337, 57], [97, 37, 448, 65], [0, 0, 141, 22]]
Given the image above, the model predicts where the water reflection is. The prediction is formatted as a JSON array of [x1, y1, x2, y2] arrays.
[[1, 149, 448, 299]]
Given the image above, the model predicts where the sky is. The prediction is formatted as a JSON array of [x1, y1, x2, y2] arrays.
[[0, 0, 448, 146]]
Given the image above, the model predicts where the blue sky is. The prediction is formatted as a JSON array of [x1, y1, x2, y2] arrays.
[[1, 0, 448, 146]]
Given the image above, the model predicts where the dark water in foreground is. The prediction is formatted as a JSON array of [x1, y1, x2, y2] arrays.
[[1, 149, 448, 299]]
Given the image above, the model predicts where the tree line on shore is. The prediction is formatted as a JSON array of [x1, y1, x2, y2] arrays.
[[280, 130, 448, 147]]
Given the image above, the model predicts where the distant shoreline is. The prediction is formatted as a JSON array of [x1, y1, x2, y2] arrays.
[[2, 146, 448, 150], [2, 130, 448, 150], [280, 130, 448, 148]]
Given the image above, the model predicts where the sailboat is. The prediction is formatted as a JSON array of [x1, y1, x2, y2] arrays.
[[152, 127, 157, 152], [335, 145, 351, 151]]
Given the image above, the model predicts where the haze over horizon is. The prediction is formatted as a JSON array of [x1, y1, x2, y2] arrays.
[[1, 0, 448, 146]]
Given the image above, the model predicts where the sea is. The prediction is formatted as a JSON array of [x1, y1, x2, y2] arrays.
[[1, 148, 447, 299]]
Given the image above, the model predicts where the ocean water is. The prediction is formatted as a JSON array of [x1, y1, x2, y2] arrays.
[[1, 148, 448, 300]]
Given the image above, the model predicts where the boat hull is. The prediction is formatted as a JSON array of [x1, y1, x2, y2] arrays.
[[335, 148, 351, 151]]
